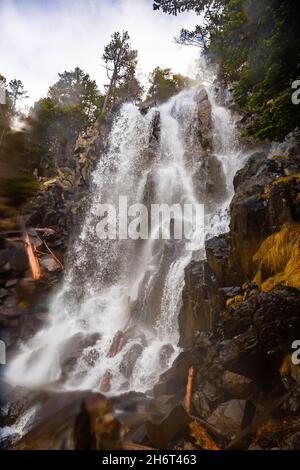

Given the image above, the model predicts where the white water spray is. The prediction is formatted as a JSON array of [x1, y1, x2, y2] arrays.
[[5, 79, 243, 398]]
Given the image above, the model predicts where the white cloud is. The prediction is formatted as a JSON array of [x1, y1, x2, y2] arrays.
[[0, 0, 200, 106]]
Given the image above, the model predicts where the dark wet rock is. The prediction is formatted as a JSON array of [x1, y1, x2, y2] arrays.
[[200, 155, 228, 203], [0, 242, 28, 273], [177, 148, 300, 448], [100, 370, 112, 394], [223, 288, 300, 355], [178, 260, 220, 348], [229, 152, 300, 282], [148, 394, 179, 420], [192, 390, 211, 419], [222, 371, 252, 398], [119, 343, 144, 379], [159, 344, 175, 369], [146, 405, 191, 449], [196, 89, 213, 151], [0, 435, 19, 450], [193, 154, 227, 205], [207, 399, 247, 436], [9, 389, 183, 450], [0, 294, 18, 315], [248, 443, 263, 450], [5, 279, 17, 288], [9, 391, 123, 450], [205, 233, 233, 286], [194, 331, 212, 349], [0, 288, 8, 299], [202, 381, 218, 403], [139, 99, 157, 115], [0, 262, 11, 273], [40, 255, 60, 272], [219, 340, 240, 365], [153, 350, 196, 399], [150, 110, 160, 143], [283, 431, 300, 450], [220, 286, 242, 298], [60, 332, 101, 378]]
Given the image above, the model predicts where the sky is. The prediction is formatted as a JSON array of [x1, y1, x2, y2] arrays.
[[0, 0, 200, 107]]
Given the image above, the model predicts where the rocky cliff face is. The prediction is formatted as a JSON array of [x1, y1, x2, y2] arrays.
[[172, 146, 300, 449]]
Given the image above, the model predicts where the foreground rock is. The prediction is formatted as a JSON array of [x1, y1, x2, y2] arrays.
[[2, 389, 221, 450]]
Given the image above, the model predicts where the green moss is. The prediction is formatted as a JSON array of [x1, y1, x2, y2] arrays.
[[272, 173, 300, 185], [253, 223, 300, 292], [271, 155, 289, 160], [226, 294, 244, 309], [0, 175, 39, 206], [261, 173, 300, 199]]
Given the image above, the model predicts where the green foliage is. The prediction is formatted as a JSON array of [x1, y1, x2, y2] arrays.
[[245, 88, 300, 141], [147, 67, 191, 103], [103, 31, 138, 81], [48, 67, 103, 126], [154, 0, 300, 142], [0, 41, 144, 219], [154, 0, 224, 50], [1, 175, 38, 206], [27, 68, 105, 175], [102, 31, 142, 112], [113, 67, 144, 104], [8, 79, 28, 109], [0, 73, 39, 214], [153, 0, 224, 16]]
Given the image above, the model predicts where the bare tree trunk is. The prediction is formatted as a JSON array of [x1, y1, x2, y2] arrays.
[[101, 73, 116, 115], [101, 41, 124, 115]]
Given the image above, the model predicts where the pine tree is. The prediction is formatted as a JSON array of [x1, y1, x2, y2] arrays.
[[101, 31, 138, 114]]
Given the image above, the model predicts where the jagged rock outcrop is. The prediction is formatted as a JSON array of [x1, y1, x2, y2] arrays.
[[178, 260, 220, 348], [26, 121, 110, 251], [173, 148, 300, 448], [196, 88, 213, 152]]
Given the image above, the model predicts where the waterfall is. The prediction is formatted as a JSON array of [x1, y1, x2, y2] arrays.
[[5, 80, 243, 399]]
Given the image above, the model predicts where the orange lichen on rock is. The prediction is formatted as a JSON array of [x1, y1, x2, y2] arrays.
[[22, 231, 42, 280], [253, 223, 300, 292], [184, 366, 194, 414], [226, 294, 244, 309], [280, 354, 300, 384], [261, 172, 300, 199], [256, 416, 300, 442], [271, 173, 300, 185], [189, 420, 219, 450]]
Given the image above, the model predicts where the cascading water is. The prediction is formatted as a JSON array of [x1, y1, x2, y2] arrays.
[[5, 77, 244, 404], [204, 83, 246, 237]]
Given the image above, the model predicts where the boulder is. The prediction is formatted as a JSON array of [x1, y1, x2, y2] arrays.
[[159, 344, 175, 369], [197, 88, 213, 151], [146, 405, 191, 448], [119, 343, 144, 379], [192, 390, 211, 418], [207, 399, 247, 436], [0, 243, 28, 273], [222, 371, 252, 398], [218, 340, 240, 365], [40, 255, 60, 272], [178, 260, 220, 348]]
